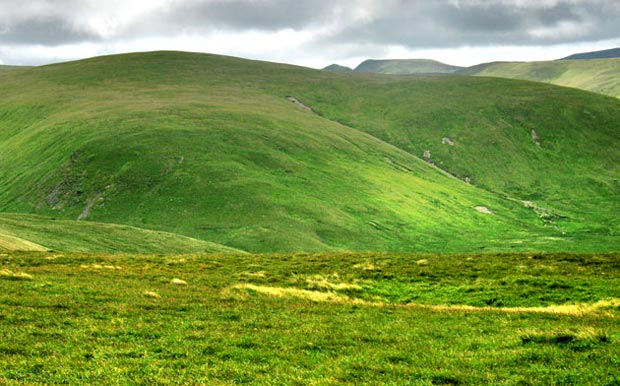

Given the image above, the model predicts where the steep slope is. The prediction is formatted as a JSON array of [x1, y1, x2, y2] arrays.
[[290, 72, 620, 250], [561, 47, 620, 60], [0, 51, 618, 252], [0, 213, 243, 253], [355, 59, 463, 75], [459, 58, 620, 98]]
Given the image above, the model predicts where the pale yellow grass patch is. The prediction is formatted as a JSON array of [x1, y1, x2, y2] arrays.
[[230, 284, 366, 304], [171, 278, 188, 286], [416, 259, 429, 266], [143, 290, 161, 299], [0, 269, 33, 280], [305, 275, 361, 291], [242, 271, 266, 278], [228, 283, 620, 317], [80, 263, 121, 270], [353, 261, 380, 271]]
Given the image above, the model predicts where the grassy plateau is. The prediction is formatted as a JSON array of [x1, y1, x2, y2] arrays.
[[1, 250, 619, 385]]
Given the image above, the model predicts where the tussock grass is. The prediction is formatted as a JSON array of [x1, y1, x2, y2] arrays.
[[0, 269, 33, 280], [231, 283, 620, 317], [142, 290, 161, 299]]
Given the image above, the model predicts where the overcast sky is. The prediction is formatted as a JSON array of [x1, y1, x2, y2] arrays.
[[1, 0, 619, 68]]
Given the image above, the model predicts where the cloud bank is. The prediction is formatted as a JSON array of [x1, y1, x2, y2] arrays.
[[0, 0, 619, 67]]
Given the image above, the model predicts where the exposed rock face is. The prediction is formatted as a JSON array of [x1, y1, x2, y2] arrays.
[[442, 137, 455, 146], [475, 206, 493, 214], [531, 129, 541, 146], [285, 96, 311, 112]]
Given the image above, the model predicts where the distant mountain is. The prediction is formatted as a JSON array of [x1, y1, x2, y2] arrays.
[[459, 58, 620, 98], [354, 59, 463, 75], [0, 65, 30, 74], [561, 47, 620, 60], [323, 64, 354, 72]]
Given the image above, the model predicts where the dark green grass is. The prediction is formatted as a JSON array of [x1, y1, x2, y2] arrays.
[[0, 51, 619, 253], [0, 251, 618, 385]]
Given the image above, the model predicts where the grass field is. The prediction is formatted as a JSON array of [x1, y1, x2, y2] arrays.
[[0, 251, 618, 385]]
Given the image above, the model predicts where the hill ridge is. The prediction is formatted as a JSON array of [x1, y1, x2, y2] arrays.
[[0, 51, 618, 253]]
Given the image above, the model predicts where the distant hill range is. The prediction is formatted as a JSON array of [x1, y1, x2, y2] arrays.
[[324, 59, 463, 75], [560, 47, 620, 60], [457, 57, 620, 98], [0, 65, 30, 74], [322, 64, 353, 72], [331, 47, 620, 98]]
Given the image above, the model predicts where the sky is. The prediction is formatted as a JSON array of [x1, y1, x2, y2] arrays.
[[0, 0, 619, 68]]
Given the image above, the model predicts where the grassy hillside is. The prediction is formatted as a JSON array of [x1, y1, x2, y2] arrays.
[[355, 58, 463, 74], [0, 51, 618, 253], [459, 58, 620, 98], [0, 65, 30, 76], [0, 213, 242, 254], [1, 250, 619, 384]]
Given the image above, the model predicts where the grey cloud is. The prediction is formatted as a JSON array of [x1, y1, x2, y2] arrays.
[[0, 0, 619, 65], [326, 1, 620, 48], [166, 0, 339, 31]]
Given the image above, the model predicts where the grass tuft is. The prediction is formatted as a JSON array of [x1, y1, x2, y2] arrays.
[[142, 290, 161, 299]]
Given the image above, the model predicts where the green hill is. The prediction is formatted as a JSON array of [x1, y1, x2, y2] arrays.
[[355, 58, 463, 75], [0, 51, 619, 253], [322, 64, 353, 72], [0, 213, 243, 254], [561, 47, 620, 60], [0, 65, 30, 75], [459, 58, 620, 98]]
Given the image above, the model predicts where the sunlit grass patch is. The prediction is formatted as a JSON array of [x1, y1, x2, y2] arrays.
[[79, 263, 122, 270], [0, 269, 33, 280], [142, 290, 161, 299], [305, 274, 362, 291], [353, 261, 381, 271], [241, 270, 267, 278], [228, 283, 366, 304]]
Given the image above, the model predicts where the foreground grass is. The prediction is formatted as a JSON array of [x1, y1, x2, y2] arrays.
[[1, 251, 619, 385]]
